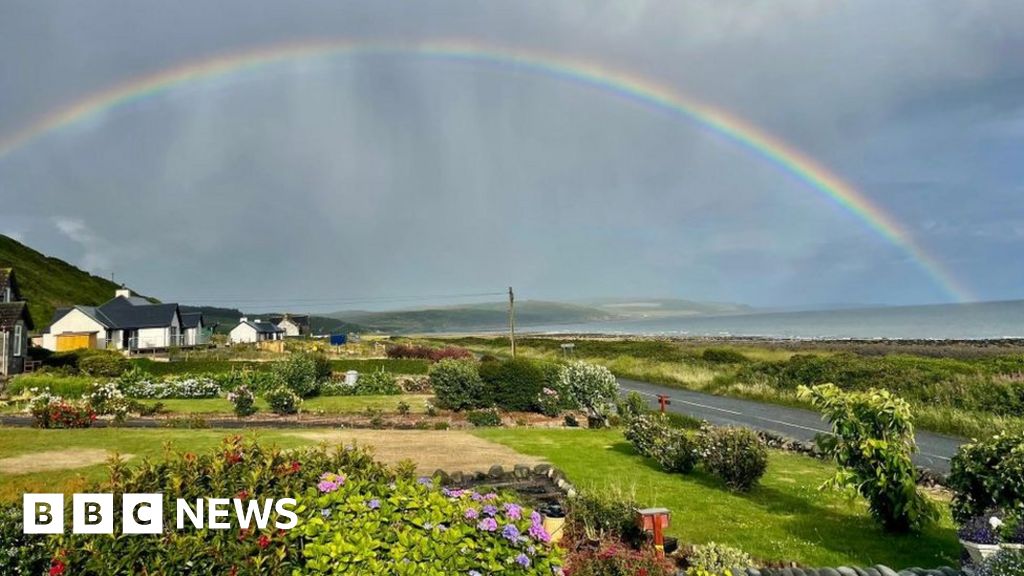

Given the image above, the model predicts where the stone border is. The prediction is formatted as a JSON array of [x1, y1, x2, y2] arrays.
[[432, 463, 578, 499]]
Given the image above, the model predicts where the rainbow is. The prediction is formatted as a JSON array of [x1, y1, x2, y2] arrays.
[[0, 38, 973, 301]]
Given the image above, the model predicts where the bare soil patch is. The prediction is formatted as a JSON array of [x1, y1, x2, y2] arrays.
[[0, 449, 129, 475], [287, 430, 545, 473]]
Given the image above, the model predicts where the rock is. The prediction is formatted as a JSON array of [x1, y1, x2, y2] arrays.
[[533, 464, 553, 476], [864, 567, 882, 576], [513, 464, 531, 479], [852, 567, 870, 576], [432, 469, 450, 484], [820, 568, 842, 576], [449, 471, 464, 484], [487, 465, 504, 478], [875, 565, 899, 576], [938, 568, 960, 576], [837, 567, 859, 576]]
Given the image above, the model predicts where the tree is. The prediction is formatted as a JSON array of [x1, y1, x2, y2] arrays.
[[798, 383, 937, 532]]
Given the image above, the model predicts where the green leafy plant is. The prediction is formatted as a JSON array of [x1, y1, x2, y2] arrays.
[[273, 353, 323, 397], [799, 383, 938, 532], [467, 409, 503, 427], [948, 431, 1024, 522], [624, 413, 698, 474], [616, 391, 649, 424], [558, 361, 619, 427], [696, 425, 768, 492], [685, 542, 754, 575], [429, 359, 485, 411], [354, 368, 402, 395], [396, 400, 411, 415], [77, 352, 130, 377], [264, 386, 301, 415], [227, 385, 257, 417], [979, 549, 1024, 576], [479, 357, 547, 412]]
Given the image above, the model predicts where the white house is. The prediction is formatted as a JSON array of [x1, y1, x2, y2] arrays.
[[229, 318, 284, 344], [271, 314, 309, 337], [0, 269, 33, 376], [181, 312, 208, 346], [41, 288, 199, 352]]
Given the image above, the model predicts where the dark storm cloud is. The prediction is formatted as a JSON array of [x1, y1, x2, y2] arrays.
[[0, 1, 1021, 309]]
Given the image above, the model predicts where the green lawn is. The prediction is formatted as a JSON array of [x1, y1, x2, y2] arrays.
[[0, 428, 319, 501], [137, 394, 431, 415], [474, 428, 959, 569]]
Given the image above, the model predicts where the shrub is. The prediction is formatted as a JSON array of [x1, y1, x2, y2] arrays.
[[396, 400, 410, 415], [697, 425, 768, 492], [78, 352, 130, 377], [467, 409, 502, 427], [50, 437, 394, 575], [799, 383, 937, 531], [227, 385, 257, 417], [214, 368, 282, 393], [562, 539, 676, 576], [948, 431, 1024, 522], [564, 489, 643, 546], [354, 368, 402, 395], [28, 391, 96, 428], [297, 475, 562, 574], [559, 361, 619, 425], [617, 391, 649, 424], [121, 374, 220, 399], [429, 346, 474, 361], [537, 386, 564, 417], [624, 414, 697, 474], [430, 359, 485, 411], [701, 348, 748, 364], [264, 386, 301, 415], [480, 358, 546, 412], [85, 381, 132, 423], [273, 353, 322, 397], [979, 549, 1024, 576], [0, 504, 50, 576], [685, 542, 754, 575], [958, 514, 1001, 544], [387, 343, 473, 362]]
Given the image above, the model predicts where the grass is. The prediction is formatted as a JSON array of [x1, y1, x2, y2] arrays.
[[137, 394, 431, 415], [0, 428, 319, 501], [474, 427, 959, 569], [5, 374, 96, 396], [132, 357, 430, 376]]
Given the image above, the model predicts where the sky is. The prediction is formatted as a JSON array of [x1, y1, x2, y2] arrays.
[[0, 1, 1022, 312]]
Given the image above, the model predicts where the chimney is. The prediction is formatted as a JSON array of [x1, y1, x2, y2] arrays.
[[115, 287, 132, 299], [239, 317, 248, 323]]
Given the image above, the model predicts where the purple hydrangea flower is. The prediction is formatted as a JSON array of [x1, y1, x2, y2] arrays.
[[477, 518, 498, 532], [502, 524, 520, 542], [515, 553, 530, 567], [530, 511, 542, 524], [417, 477, 433, 487], [503, 503, 522, 520], [471, 492, 483, 502], [483, 505, 498, 517], [464, 508, 479, 519], [469, 571, 482, 576], [528, 522, 551, 543], [482, 493, 498, 501], [368, 499, 380, 510]]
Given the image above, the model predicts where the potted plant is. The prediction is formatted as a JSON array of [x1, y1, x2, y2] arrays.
[[1001, 513, 1024, 551], [959, 514, 1003, 565]]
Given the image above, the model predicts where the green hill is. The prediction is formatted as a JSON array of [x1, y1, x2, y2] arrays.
[[329, 300, 620, 333], [0, 234, 131, 329]]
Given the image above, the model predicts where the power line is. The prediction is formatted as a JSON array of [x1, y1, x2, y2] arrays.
[[167, 290, 508, 306]]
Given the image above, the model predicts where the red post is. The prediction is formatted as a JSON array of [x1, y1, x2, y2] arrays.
[[657, 394, 671, 413], [635, 508, 671, 558]]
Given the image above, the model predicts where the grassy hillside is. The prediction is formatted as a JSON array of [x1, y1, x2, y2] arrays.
[[0, 234, 127, 329], [181, 306, 364, 335], [330, 300, 620, 333]]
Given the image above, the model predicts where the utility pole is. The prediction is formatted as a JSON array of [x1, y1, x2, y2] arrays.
[[508, 286, 516, 358]]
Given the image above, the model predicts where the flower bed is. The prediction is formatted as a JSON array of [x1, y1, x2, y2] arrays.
[[121, 374, 221, 399]]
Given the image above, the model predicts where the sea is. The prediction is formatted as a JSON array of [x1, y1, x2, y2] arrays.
[[521, 299, 1024, 340]]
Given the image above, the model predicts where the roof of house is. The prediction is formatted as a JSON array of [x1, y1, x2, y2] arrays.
[[271, 314, 310, 328], [47, 294, 180, 332], [180, 312, 203, 329], [0, 302, 33, 331], [237, 320, 284, 334], [0, 268, 23, 301]]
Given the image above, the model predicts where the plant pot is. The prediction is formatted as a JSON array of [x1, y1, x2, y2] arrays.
[[961, 540, 1001, 565], [1001, 542, 1024, 551]]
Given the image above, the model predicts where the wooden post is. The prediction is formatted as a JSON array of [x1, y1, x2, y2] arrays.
[[635, 508, 671, 559], [508, 286, 516, 359], [657, 394, 671, 413]]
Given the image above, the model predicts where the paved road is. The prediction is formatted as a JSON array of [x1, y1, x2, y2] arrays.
[[618, 378, 964, 474]]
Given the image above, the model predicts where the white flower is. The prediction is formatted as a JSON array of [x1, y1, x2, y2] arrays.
[[990, 516, 1004, 529]]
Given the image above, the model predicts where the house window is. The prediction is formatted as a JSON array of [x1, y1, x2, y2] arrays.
[[13, 324, 22, 357], [2, 287, 9, 303]]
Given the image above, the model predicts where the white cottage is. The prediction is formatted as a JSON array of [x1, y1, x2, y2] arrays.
[[42, 288, 193, 352], [229, 318, 284, 344]]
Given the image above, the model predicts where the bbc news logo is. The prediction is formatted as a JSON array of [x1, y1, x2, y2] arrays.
[[23, 494, 298, 534]]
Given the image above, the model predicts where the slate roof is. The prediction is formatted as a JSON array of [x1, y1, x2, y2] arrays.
[[180, 312, 203, 329], [271, 314, 310, 328], [47, 295, 180, 332], [0, 302, 33, 330], [244, 320, 284, 334]]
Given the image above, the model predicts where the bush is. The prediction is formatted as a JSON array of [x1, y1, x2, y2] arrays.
[[227, 385, 257, 417], [979, 549, 1024, 576], [121, 374, 220, 399], [0, 505, 50, 576], [564, 489, 643, 546], [353, 369, 402, 395], [297, 474, 562, 574], [273, 353, 323, 397], [430, 360, 485, 411], [264, 386, 301, 415], [78, 352, 131, 377], [697, 425, 768, 492], [562, 540, 676, 576], [701, 348, 748, 364], [28, 391, 96, 428], [467, 409, 502, 427], [387, 343, 473, 362], [624, 414, 698, 474], [948, 431, 1024, 522], [685, 542, 754, 575], [49, 437, 395, 575], [85, 381, 132, 423], [617, 391, 649, 424], [480, 358, 546, 412], [799, 384, 937, 531], [559, 361, 619, 425]]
